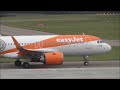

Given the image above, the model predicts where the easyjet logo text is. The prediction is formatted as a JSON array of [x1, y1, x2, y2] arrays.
[[56, 37, 84, 43]]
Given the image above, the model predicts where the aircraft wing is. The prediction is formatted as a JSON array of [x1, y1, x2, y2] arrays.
[[11, 36, 56, 59]]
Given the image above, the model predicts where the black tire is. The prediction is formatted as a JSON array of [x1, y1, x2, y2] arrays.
[[84, 61, 89, 66], [15, 60, 21, 66], [23, 62, 30, 68]]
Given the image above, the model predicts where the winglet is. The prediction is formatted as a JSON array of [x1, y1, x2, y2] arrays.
[[11, 36, 23, 51]]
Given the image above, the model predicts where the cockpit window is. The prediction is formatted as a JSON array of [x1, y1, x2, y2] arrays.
[[100, 41, 102, 43], [97, 40, 104, 43]]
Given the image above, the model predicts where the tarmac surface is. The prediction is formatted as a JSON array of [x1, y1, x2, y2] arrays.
[[0, 61, 120, 79], [0, 25, 55, 35]]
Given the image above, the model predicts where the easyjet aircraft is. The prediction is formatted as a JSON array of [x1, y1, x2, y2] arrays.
[[0, 34, 112, 68]]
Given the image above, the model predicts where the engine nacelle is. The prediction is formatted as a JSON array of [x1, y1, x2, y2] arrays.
[[43, 52, 64, 65]]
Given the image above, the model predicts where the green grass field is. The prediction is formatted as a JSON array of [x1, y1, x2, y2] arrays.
[[0, 46, 119, 63], [1, 14, 120, 40]]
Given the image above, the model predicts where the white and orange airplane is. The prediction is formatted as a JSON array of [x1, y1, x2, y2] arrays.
[[0, 34, 112, 68]]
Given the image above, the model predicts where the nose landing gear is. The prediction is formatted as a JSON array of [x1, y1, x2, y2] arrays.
[[83, 56, 89, 66], [84, 61, 89, 66]]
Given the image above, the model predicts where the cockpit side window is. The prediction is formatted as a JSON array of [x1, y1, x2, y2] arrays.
[[97, 40, 104, 43], [97, 41, 99, 43], [100, 41, 102, 43]]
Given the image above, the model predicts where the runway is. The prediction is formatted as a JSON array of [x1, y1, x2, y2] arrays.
[[0, 25, 55, 35], [0, 61, 120, 79]]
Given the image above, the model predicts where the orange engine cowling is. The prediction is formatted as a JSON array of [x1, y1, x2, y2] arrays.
[[44, 52, 63, 65]]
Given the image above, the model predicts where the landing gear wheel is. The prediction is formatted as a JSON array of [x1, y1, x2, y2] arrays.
[[84, 61, 89, 66], [23, 62, 30, 68], [15, 60, 21, 66]]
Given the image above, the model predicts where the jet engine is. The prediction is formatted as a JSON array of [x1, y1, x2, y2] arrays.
[[40, 52, 64, 65]]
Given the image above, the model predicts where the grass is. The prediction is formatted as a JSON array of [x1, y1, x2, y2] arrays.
[[1, 14, 120, 40], [0, 46, 119, 63]]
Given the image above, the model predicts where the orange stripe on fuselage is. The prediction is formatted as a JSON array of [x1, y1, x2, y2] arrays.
[[0, 35, 101, 54]]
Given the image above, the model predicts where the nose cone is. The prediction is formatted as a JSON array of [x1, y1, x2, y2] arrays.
[[105, 44, 112, 52]]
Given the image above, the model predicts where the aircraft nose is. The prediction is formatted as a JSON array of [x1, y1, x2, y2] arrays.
[[105, 43, 112, 52]]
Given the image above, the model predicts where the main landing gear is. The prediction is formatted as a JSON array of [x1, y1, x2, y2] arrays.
[[23, 62, 30, 68], [83, 56, 89, 66], [15, 59, 21, 66], [14, 59, 30, 68]]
